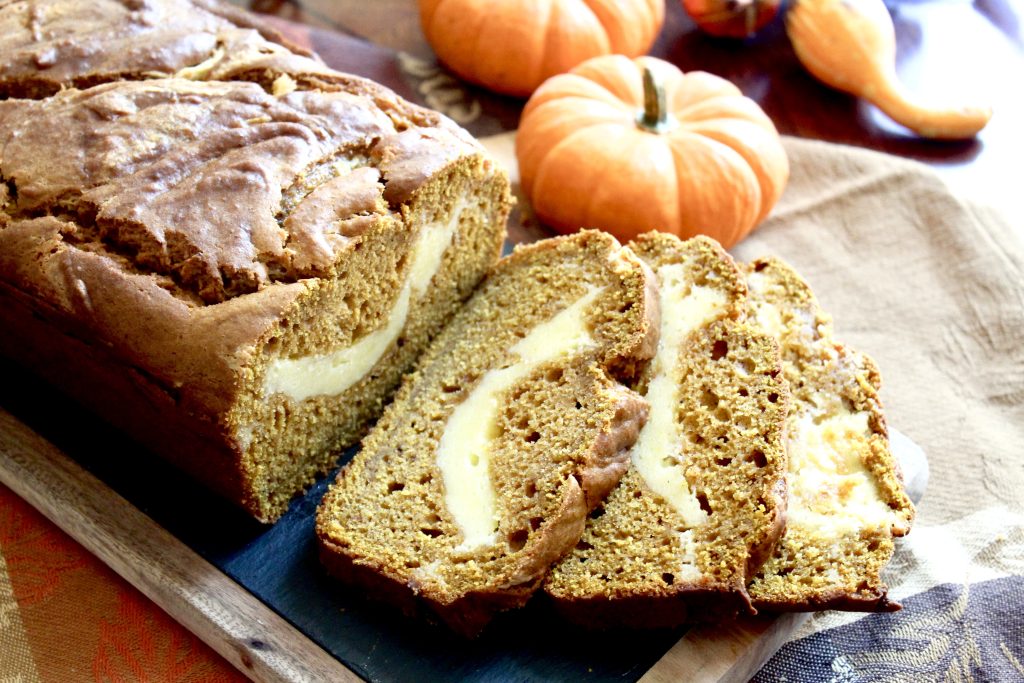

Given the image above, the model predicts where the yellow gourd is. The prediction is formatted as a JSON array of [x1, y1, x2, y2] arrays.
[[786, 0, 992, 139]]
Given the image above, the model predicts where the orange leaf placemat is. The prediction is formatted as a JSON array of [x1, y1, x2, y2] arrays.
[[0, 482, 245, 683]]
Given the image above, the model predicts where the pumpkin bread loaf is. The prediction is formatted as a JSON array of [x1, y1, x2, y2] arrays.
[[0, 22, 511, 521], [743, 258, 915, 611], [544, 233, 789, 628], [316, 231, 659, 636]]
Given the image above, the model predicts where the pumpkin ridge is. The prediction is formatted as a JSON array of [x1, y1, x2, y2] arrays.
[[471, 1, 539, 94], [573, 55, 644, 106], [532, 123, 635, 232], [667, 132, 761, 244], [684, 120, 786, 224], [517, 99, 633, 195], [578, 0, 630, 53], [521, 74, 628, 119], [672, 95, 769, 123]]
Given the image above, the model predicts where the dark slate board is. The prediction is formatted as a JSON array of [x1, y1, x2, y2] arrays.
[[0, 276, 688, 682]]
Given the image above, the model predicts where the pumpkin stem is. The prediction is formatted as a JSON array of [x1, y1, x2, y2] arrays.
[[636, 66, 672, 134]]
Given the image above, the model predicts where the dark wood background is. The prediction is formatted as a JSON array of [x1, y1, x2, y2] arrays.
[[232, 0, 1023, 227]]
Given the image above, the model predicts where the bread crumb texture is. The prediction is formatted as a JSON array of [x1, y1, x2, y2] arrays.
[[316, 231, 658, 636], [545, 233, 789, 629], [744, 258, 915, 611]]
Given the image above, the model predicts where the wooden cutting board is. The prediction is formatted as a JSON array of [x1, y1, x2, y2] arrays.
[[0, 356, 928, 683]]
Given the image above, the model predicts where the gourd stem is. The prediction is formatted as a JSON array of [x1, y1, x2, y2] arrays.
[[637, 67, 669, 133], [745, 0, 757, 37]]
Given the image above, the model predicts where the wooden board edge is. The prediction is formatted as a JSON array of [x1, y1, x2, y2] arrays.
[[639, 613, 809, 683], [0, 408, 361, 683]]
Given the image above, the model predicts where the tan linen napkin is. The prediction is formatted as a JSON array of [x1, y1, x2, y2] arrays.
[[481, 133, 1024, 650]]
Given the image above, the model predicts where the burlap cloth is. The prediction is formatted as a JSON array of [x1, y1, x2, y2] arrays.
[[0, 132, 1020, 678]]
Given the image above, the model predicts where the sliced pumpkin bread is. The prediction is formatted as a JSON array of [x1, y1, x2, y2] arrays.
[[743, 257, 915, 611], [544, 233, 789, 628], [315, 230, 659, 636]]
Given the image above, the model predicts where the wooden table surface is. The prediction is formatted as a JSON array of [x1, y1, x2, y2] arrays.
[[241, 0, 1024, 225]]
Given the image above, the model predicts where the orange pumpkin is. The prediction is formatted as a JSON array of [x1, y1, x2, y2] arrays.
[[683, 0, 780, 39], [516, 55, 789, 247], [418, 0, 665, 98]]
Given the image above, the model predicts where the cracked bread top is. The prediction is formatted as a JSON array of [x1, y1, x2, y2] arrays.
[[0, 78, 477, 304], [0, 0, 313, 98]]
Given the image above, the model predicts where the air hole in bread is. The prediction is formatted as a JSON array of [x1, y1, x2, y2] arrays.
[[404, 560, 421, 569], [420, 528, 442, 538], [442, 383, 460, 393], [736, 415, 752, 429], [525, 431, 541, 443], [508, 529, 529, 551], [753, 261, 768, 272], [574, 401, 583, 410], [545, 367, 563, 382], [589, 506, 605, 520], [740, 358, 756, 374], [711, 339, 729, 360], [576, 540, 593, 551], [529, 516, 543, 531], [661, 572, 675, 585], [748, 449, 767, 467], [418, 473, 432, 485], [525, 480, 537, 497], [715, 407, 731, 422], [715, 456, 732, 467], [700, 390, 719, 409], [768, 392, 779, 403], [696, 493, 712, 515], [738, 387, 749, 397], [387, 482, 404, 493]]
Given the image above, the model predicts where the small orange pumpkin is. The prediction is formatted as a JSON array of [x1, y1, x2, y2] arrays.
[[418, 0, 665, 98], [516, 55, 789, 247], [683, 0, 780, 39]]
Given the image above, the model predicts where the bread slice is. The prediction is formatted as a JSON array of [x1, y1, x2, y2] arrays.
[[743, 258, 915, 611], [543, 233, 789, 628], [316, 230, 659, 636]]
